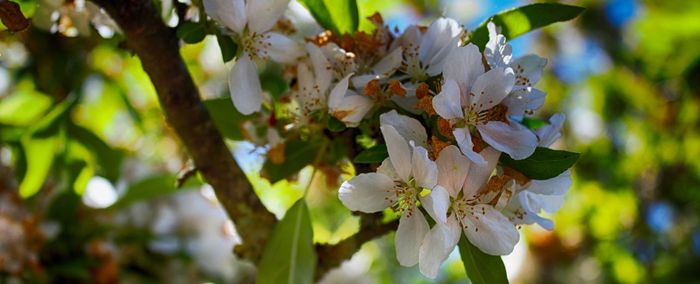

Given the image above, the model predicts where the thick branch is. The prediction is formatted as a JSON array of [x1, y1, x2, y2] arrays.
[[315, 213, 398, 279], [89, 0, 275, 261]]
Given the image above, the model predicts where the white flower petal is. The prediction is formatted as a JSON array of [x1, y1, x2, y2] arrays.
[[436, 145, 470, 197], [351, 74, 379, 90], [420, 185, 450, 224], [503, 88, 546, 120], [258, 32, 303, 64], [420, 17, 462, 72], [380, 125, 412, 181], [332, 91, 373, 127], [396, 207, 430, 266], [306, 43, 332, 93], [328, 73, 352, 109], [462, 204, 519, 255], [246, 0, 289, 33], [536, 113, 565, 147], [379, 110, 428, 148], [470, 67, 515, 111], [377, 158, 400, 181], [418, 215, 461, 278], [463, 147, 500, 198], [338, 173, 394, 213], [485, 22, 512, 69], [433, 79, 464, 120], [478, 121, 537, 160], [425, 35, 461, 76], [373, 47, 403, 76], [504, 192, 554, 230], [228, 54, 262, 115], [453, 128, 487, 166], [443, 44, 483, 92], [410, 144, 438, 189], [203, 0, 246, 33], [527, 170, 571, 196], [511, 54, 547, 89]]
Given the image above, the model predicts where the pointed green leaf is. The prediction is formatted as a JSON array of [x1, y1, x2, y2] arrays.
[[353, 144, 388, 164], [258, 199, 316, 284], [216, 34, 239, 63], [109, 174, 198, 209], [470, 3, 585, 49], [300, 0, 359, 34], [458, 236, 508, 284], [500, 147, 580, 180], [19, 135, 58, 198]]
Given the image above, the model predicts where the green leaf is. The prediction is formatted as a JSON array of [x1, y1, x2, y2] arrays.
[[300, 0, 359, 34], [327, 116, 346, 132], [19, 135, 59, 198], [176, 21, 207, 44], [469, 3, 585, 49], [0, 91, 52, 126], [257, 199, 316, 284], [110, 174, 196, 209], [203, 98, 248, 140], [216, 34, 238, 63], [262, 140, 320, 183], [458, 236, 508, 284], [353, 144, 388, 164], [500, 147, 580, 180]]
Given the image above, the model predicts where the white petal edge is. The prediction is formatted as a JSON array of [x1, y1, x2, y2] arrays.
[[433, 79, 464, 120], [338, 173, 394, 213], [380, 125, 412, 182], [228, 54, 262, 115], [478, 121, 537, 160], [380, 110, 428, 148], [462, 204, 519, 255], [418, 215, 461, 278], [436, 145, 470, 197], [395, 207, 430, 266]]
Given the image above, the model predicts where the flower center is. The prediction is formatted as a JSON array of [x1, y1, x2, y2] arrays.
[[462, 104, 509, 126], [242, 32, 271, 60], [388, 179, 421, 217]]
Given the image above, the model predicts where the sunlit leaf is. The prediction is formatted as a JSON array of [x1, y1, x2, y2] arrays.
[[469, 3, 585, 49], [263, 139, 321, 183], [458, 236, 508, 284], [300, 0, 359, 34], [19, 135, 58, 198], [353, 144, 387, 164], [500, 147, 580, 180], [258, 199, 316, 284], [203, 98, 248, 140], [0, 91, 52, 126]]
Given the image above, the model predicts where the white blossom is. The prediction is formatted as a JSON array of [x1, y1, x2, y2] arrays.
[[432, 44, 538, 164]]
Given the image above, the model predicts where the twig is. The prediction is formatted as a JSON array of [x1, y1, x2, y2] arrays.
[[87, 0, 276, 262]]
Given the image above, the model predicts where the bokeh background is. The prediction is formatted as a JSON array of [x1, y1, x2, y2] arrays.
[[1, 0, 699, 283]]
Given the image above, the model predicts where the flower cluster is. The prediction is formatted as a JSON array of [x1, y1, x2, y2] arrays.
[[203, 0, 573, 278]]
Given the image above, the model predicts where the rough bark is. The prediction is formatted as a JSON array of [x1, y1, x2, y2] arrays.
[[87, 0, 276, 262]]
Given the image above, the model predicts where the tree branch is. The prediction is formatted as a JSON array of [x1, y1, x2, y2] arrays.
[[315, 213, 398, 280], [88, 0, 276, 262]]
